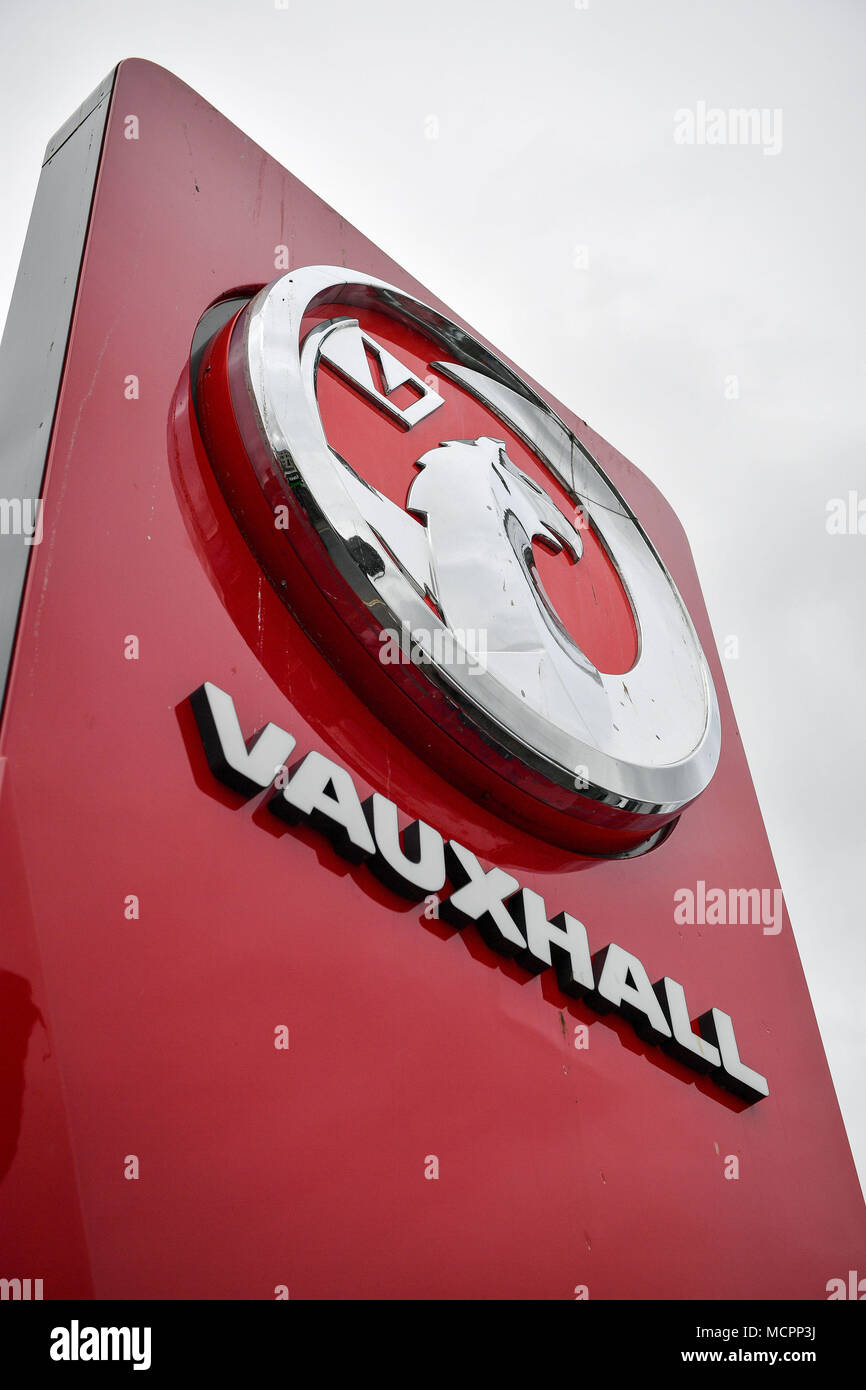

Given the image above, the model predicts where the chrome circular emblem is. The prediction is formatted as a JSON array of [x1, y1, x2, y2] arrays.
[[197, 266, 721, 855]]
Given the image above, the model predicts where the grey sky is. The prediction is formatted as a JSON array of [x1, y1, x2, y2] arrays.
[[2, 0, 864, 1193]]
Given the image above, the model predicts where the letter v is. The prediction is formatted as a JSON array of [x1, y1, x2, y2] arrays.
[[190, 682, 296, 797]]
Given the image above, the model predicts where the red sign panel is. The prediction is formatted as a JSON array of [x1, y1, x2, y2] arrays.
[[0, 60, 863, 1300]]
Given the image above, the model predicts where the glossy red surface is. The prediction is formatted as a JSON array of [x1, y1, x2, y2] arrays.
[[1, 59, 863, 1299]]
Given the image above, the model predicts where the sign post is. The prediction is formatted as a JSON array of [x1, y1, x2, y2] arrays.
[[1, 59, 863, 1301]]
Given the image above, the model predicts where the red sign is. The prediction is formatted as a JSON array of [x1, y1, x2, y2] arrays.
[[0, 59, 863, 1300]]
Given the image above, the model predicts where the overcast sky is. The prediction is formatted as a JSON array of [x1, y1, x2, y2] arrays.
[[2, 0, 864, 1195]]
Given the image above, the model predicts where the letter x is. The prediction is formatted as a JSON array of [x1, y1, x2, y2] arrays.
[[439, 840, 526, 955]]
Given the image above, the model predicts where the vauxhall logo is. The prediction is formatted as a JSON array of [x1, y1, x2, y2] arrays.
[[190, 681, 769, 1106], [190, 266, 761, 1102], [194, 266, 722, 859]]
